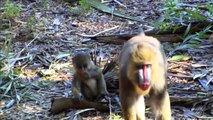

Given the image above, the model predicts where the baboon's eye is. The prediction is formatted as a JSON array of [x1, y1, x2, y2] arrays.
[[76, 65, 81, 69], [136, 64, 151, 69], [83, 64, 87, 69], [145, 64, 151, 68]]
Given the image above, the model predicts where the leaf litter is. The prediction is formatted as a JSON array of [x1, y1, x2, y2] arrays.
[[0, 0, 212, 120]]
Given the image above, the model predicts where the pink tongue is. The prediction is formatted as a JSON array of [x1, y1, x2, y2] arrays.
[[141, 65, 149, 90]]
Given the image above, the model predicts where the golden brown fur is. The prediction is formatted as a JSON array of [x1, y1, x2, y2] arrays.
[[119, 34, 171, 120]]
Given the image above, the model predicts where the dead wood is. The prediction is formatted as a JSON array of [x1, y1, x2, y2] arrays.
[[92, 34, 182, 44], [92, 22, 213, 44], [49, 97, 109, 115]]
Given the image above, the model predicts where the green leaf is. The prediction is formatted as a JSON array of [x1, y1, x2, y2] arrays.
[[192, 37, 204, 42], [175, 44, 199, 50], [3, 0, 21, 18], [2, 81, 12, 97], [87, 0, 145, 23], [185, 9, 207, 21], [173, 24, 181, 33], [169, 55, 191, 61], [188, 40, 200, 44], [182, 34, 197, 43], [184, 23, 191, 37]]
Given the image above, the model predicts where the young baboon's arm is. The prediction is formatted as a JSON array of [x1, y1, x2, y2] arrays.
[[71, 75, 82, 99]]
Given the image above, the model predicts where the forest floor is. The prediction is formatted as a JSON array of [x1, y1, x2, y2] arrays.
[[0, 0, 213, 120]]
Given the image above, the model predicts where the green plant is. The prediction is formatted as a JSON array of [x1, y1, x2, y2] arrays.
[[207, 3, 213, 18], [3, 0, 21, 18], [154, 0, 182, 32], [162, 0, 207, 22], [0, 34, 35, 106], [168, 25, 212, 58], [68, 0, 91, 15], [168, 55, 191, 61], [162, 0, 180, 19], [154, 21, 173, 32], [26, 17, 36, 30], [0, 34, 17, 100], [179, 25, 212, 49], [110, 113, 122, 120], [156, 0, 209, 32], [79, 0, 91, 12], [41, 0, 49, 8]]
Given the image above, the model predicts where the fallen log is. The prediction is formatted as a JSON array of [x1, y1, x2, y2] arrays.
[[92, 34, 182, 44], [91, 22, 213, 44], [49, 97, 109, 115]]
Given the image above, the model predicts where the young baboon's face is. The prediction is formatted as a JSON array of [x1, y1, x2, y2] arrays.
[[73, 52, 91, 74]]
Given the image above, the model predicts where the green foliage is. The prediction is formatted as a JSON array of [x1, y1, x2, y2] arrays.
[[79, 0, 91, 12], [154, 0, 181, 31], [181, 26, 211, 49], [2, 34, 12, 59], [110, 114, 122, 120], [162, 0, 180, 19], [159, 1, 213, 57], [207, 3, 213, 16], [0, 35, 31, 104], [182, 26, 212, 44], [169, 26, 212, 57], [156, 0, 209, 32], [154, 21, 173, 32], [26, 17, 36, 30], [3, 0, 21, 18], [184, 9, 206, 21], [41, 0, 49, 8], [0, 34, 15, 98], [169, 55, 191, 61], [68, 0, 91, 15]]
